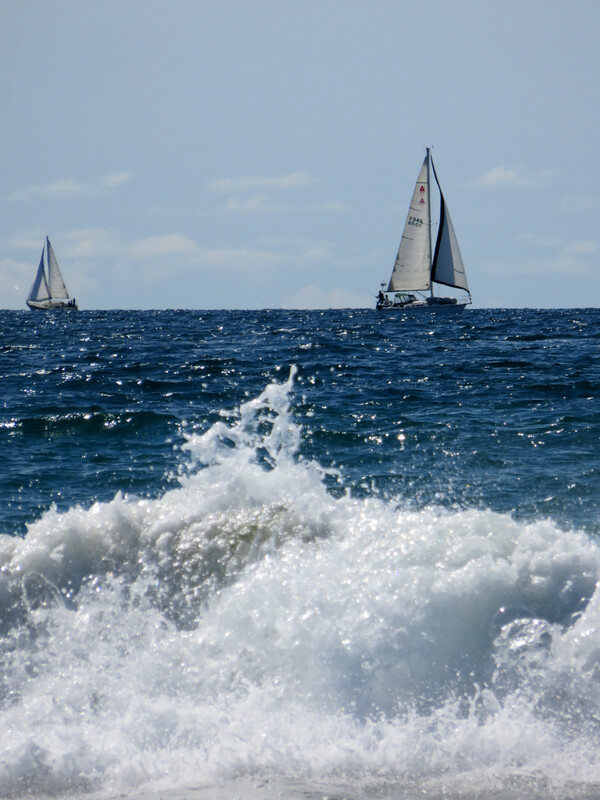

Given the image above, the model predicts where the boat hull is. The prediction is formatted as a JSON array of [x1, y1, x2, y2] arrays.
[[376, 295, 468, 314], [27, 300, 78, 311], [377, 302, 467, 314]]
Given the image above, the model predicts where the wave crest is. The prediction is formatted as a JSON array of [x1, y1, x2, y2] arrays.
[[1, 369, 600, 796]]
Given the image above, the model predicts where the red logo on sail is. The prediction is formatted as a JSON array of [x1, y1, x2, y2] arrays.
[[419, 186, 425, 192]]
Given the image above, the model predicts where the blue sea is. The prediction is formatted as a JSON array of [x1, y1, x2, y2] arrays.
[[1, 308, 600, 800]]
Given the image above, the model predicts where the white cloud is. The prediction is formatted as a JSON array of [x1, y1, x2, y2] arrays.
[[197, 246, 292, 272], [128, 234, 199, 258], [10, 172, 134, 201], [13, 228, 291, 270], [564, 240, 596, 256], [100, 171, 134, 188], [474, 166, 536, 189], [62, 228, 121, 258], [302, 242, 337, 261], [10, 178, 89, 200], [193, 238, 349, 273], [209, 171, 327, 216], [209, 171, 315, 194], [5, 231, 48, 250], [255, 235, 354, 268], [562, 193, 594, 211], [315, 201, 349, 212], [486, 237, 597, 277], [223, 194, 284, 213], [49, 229, 199, 260], [8, 226, 353, 274], [518, 233, 596, 256]]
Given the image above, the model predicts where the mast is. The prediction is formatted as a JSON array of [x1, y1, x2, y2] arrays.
[[426, 147, 433, 297]]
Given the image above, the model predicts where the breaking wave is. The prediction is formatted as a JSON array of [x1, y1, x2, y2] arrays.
[[1, 368, 600, 798]]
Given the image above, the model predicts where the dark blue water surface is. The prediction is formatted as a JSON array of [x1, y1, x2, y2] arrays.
[[3, 308, 600, 800], [2, 308, 598, 537]]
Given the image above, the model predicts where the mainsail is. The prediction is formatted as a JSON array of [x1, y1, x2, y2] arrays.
[[387, 156, 432, 292]]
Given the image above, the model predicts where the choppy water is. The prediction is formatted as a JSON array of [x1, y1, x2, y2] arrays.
[[1, 308, 599, 800]]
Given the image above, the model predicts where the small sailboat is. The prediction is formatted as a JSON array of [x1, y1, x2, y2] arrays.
[[26, 237, 78, 311], [376, 148, 471, 313]]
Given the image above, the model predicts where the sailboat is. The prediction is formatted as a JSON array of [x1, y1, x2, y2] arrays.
[[26, 237, 78, 311], [376, 148, 471, 313]]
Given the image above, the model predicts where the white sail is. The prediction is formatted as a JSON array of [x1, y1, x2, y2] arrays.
[[26, 237, 77, 310], [431, 197, 469, 293], [46, 238, 70, 299], [27, 250, 51, 303], [387, 156, 432, 292]]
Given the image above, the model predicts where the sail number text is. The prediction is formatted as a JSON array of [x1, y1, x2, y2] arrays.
[[408, 216, 424, 228]]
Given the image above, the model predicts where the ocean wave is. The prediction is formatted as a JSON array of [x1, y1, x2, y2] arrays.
[[1, 369, 600, 797], [10, 409, 178, 438]]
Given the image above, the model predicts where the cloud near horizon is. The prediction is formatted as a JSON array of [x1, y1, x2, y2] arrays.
[[14, 227, 341, 271], [282, 284, 370, 309], [486, 237, 597, 277], [3, 225, 369, 309]]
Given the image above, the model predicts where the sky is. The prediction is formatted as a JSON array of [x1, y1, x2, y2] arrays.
[[1, 0, 599, 310]]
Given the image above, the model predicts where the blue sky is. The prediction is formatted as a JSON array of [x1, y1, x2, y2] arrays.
[[1, 0, 598, 309]]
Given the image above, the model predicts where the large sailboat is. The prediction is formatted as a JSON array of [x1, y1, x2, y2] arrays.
[[376, 148, 471, 313], [26, 237, 78, 311]]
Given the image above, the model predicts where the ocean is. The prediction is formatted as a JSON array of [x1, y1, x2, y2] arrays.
[[1, 308, 599, 800]]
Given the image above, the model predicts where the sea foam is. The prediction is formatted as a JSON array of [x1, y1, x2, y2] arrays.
[[1, 369, 600, 798]]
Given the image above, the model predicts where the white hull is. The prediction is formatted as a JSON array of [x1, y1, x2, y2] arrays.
[[27, 300, 78, 311], [378, 301, 467, 314]]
